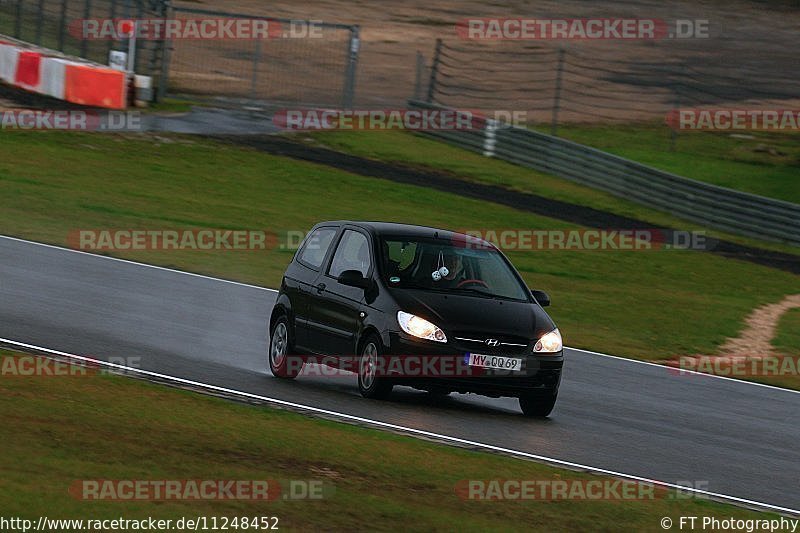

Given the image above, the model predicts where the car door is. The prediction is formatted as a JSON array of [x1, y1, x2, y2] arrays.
[[306, 228, 373, 356], [287, 226, 338, 352]]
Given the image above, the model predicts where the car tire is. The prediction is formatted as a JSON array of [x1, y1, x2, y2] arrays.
[[519, 392, 557, 417], [358, 335, 393, 400], [269, 316, 302, 379]]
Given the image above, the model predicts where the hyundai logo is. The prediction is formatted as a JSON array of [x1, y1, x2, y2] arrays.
[[485, 338, 499, 347]]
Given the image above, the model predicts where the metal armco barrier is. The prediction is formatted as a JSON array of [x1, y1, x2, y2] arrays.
[[408, 100, 800, 246]]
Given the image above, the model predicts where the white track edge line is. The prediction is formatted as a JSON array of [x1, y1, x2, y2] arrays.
[[569, 347, 800, 395], [3, 234, 798, 394], [1, 336, 797, 516], [0, 235, 277, 293]]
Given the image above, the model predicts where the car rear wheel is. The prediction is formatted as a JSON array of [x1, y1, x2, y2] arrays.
[[519, 392, 557, 417], [269, 317, 302, 379], [358, 335, 393, 400]]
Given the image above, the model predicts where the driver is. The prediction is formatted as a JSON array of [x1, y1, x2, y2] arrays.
[[441, 250, 463, 281]]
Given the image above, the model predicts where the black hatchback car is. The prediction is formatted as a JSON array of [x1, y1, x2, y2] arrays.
[[268, 221, 564, 417]]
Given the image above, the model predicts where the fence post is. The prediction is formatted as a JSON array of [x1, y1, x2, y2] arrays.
[[105, 0, 118, 62], [342, 25, 360, 108], [80, 0, 91, 58], [58, 0, 68, 51], [550, 47, 565, 137], [147, 0, 170, 83], [670, 85, 681, 152], [14, 0, 23, 39], [35, 0, 44, 45], [413, 51, 425, 100], [483, 119, 497, 157], [426, 38, 442, 103], [133, 0, 144, 72], [156, 3, 174, 102]]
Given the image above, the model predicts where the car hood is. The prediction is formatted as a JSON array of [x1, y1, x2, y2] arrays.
[[389, 288, 556, 340]]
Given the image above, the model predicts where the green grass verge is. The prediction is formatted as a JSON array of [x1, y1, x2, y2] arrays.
[[538, 122, 800, 205], [774, 308, 800, 356], [0, 131, 798, 375], [302, 129, 800, 256], [0, 351, 778, 531]]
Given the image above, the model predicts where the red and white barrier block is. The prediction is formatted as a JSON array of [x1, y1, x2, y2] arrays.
[[0, 38, 127, 109]]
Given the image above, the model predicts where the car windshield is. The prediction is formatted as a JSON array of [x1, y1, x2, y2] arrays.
[[380, 237, 529, 301]]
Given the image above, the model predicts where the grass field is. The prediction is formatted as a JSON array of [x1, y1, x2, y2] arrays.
[[0, 351, 778, 531], [775, 309, 800, 357], [0, 131, 797, 380]]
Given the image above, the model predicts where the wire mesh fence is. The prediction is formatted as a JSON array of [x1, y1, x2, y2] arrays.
[[164, 6, 359, 107], [0, 0, 360, 106], [425, 39, 800, 137]]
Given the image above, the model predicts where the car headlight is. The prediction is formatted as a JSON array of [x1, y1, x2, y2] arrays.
[[397, 311, 447, 343], [534, 328, 562, 354]]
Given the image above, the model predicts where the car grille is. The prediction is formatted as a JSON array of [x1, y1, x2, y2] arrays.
[[451, 332, 531, 355]]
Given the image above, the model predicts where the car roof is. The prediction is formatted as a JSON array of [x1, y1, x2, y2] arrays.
[[314, 221, 475, 241]]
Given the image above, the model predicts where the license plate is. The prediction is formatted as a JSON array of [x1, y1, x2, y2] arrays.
[[467, 353, 522, 371]]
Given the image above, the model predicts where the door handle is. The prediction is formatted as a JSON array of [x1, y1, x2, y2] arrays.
[[316, 282, 326, 293]]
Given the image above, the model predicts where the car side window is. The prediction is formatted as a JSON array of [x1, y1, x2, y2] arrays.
[[297, 228, 337, 270], [329, 230, 372, 278]]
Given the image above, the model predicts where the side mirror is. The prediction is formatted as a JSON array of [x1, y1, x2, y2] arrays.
[[338, 270, 371, 289], [531, 289, 551, 307]]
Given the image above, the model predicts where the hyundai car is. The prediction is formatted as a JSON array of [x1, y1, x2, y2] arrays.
[[268, 221, 564, 417]]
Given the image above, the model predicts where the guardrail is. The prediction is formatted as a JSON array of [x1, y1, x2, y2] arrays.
[[408, 100, 800, 246]]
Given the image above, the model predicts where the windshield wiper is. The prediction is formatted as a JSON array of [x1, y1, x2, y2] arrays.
[[449, 287, 498, 298]]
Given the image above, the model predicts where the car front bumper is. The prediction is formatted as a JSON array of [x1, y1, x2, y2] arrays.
[[383, 332, 563, 398]]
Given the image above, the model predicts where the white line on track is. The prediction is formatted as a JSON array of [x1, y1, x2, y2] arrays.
[[3, 234, 798, 395], [0, 336, 798, 516], [0, 234, 277, 293]]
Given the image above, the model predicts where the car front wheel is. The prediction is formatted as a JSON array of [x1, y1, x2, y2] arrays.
[[519, 391, 558, 417]]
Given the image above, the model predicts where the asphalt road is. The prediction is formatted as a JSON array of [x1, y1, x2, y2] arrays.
[[1, 235, 798, 512]]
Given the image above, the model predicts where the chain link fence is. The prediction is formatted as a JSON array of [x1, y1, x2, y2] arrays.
[[163, 5, 359, 107], [424, 39, 800, 138]]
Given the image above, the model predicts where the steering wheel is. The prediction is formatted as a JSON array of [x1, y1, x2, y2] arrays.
[[456, 279, 489, 289]]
